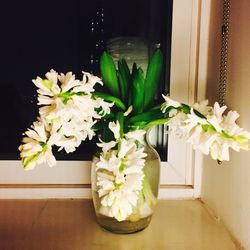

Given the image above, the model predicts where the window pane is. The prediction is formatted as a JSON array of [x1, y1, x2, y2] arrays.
[[0, 0, 172, 160]]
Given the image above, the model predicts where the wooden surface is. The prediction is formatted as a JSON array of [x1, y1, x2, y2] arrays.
[[0, 200, 237, 250]]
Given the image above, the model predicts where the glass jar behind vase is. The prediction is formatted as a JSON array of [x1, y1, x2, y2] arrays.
[[91, 130, 161, 234], [106, 36, 149, 73]]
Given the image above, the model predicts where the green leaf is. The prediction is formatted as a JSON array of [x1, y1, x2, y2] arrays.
[[179, 103, 191, 114], [193, 109, 206, 119], [163, 106, 175, 115], [128, 63, 138, 106], [100, 52, 120, 97], [129, 121, 148, 130], [102, 112, 115, 120], [103, 125, 115, 142], [149, 104, 162, 111], [117, 70, 127, 102], [117, 60, 130, 101], [131, 62, 138, 79], [121, 59, 131, 80], [144, 49, 163, 109], [116, 112, 124, 137], [144, 118, 170, 130], [93, 92, 126, 111], [128, 109, 167, 125], [132, 68, 145, 114]]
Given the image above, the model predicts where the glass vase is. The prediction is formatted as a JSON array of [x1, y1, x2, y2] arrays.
[[91, 131, 160, 234]]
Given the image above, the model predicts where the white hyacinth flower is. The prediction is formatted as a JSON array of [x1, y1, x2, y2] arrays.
[[210, 138, 230, 161], [96, 139, 117, 154], [32, 70, 113, 155], [125, 130, 146, 145], [213, 102, 227, 122], [58, 72, 81, 92], [183, 108, 208, 134], [32, 69, 60, 97], [193, 100, 215, 116], [19, 121, 56, 170], [95, 129, 147, 221], [162, 97, 250, 162], [188, 128, 218, 155], [108, 121, 121, 140], [72, 72, 102, 93], [34, 70, 107, 124], [205, 102, 227, 132], [118, 138, 135, 158], [161, 94, 181, 115], [20, 70, 113, 170], [95, 97, 114, 116]]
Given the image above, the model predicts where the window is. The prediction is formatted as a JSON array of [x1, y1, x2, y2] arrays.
[[0, 0, 205, 199], [0, 0, 172, 160]]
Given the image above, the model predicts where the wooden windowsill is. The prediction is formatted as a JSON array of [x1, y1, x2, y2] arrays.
[[0, 199, 236, 249]]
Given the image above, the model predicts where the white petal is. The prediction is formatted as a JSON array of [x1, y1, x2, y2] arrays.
[[45, 69, 57, 83], [97, 139, 117, 154], [193, 100, 212, 116], [125, 130, 146, 144], [59, 72, 81, 92], [109, 121, 120, 140], [45, 150, 56, 167], [213, 102, 227, 121], [161, 95, 181, 108], [124, 106, 133, 116], [207, 115, 222, 132]]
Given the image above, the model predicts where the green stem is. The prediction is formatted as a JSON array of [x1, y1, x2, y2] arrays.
[[93, 92, 126, 111]]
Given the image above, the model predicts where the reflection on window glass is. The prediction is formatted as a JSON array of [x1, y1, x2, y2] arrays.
[[0, 0, 172, 160]]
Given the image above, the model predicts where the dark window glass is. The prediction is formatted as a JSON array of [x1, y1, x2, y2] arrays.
[[0, 0, 172, 160]]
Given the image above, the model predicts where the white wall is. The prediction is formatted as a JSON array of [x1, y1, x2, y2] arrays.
[[201, 0, 250, 249]]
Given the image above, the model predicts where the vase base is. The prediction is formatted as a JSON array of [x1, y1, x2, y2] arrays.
[[95, 215, 152, 234]]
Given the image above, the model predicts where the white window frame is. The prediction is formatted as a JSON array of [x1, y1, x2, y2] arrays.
[[0, 0, 210, 199]]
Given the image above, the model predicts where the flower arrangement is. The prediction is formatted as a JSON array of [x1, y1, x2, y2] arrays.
[[19, 49, 250, 225]]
